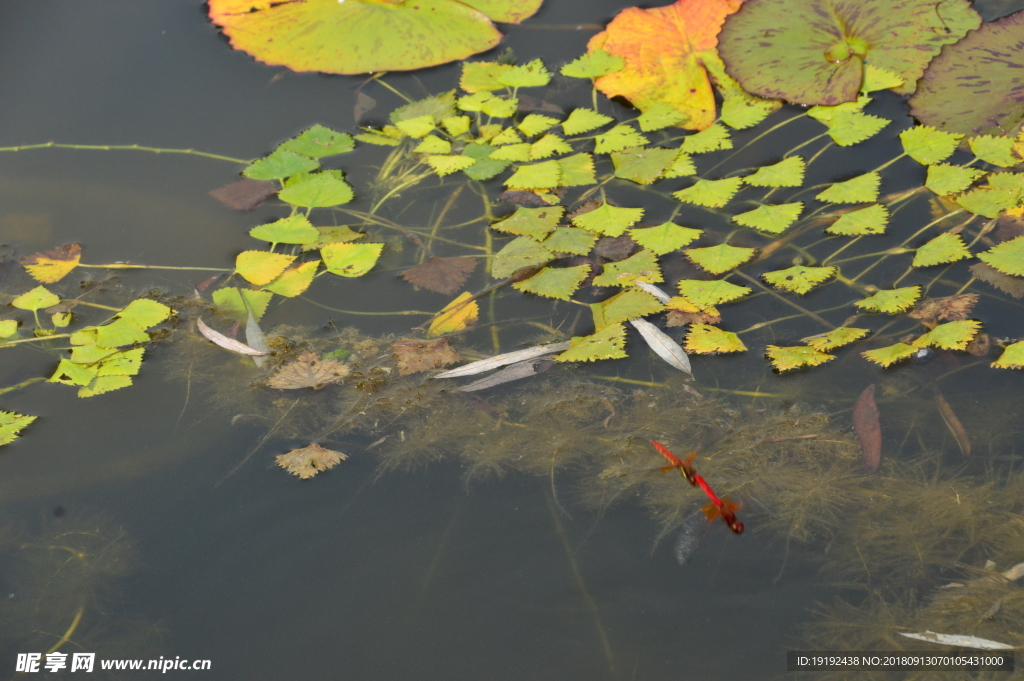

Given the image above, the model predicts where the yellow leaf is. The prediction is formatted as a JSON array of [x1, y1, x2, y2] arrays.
[[684, 323, 746, 354], [264, 261, 320, 297], [18, 244, 82, 284], [235, 250, 296, 286], [427, 292, 479, 337]]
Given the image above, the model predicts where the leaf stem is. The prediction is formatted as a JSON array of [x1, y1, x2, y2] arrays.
[[0, 142, 248, 164]]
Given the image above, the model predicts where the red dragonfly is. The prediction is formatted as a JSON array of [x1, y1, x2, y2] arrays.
[[650, 440, 744, 534]]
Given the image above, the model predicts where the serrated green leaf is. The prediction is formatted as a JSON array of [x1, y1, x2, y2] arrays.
[[235, 250, 296, 286], [95, 318, 150, 348], [681, 123, 732, 154], [496, 59, 551, 88], [745, 156, 805, 187], [490, 143, 532, 162], [78, 374, 133, 398], [637, 102, 689, 132], [978, 236, 1024, 276], [11, 285, 60, 311], [925, 164, 985, 196], [278, 171, 354, 207], [957, 187, 1022, 218], [249, 215, 319, 245], [492, 206, 564, 239], [762, 265, 837, 294], [556, 322, 627, 363], [355, 132, 401, 147], [826, 110, 889, 146], [519, 114, 559, 137], [861, 65, 904, 93], [806, 96, 870, 124], [481, 96, 518, 118], [594, 124, 649, 154], [562, 108, 614, 136], [684, 324, 746, 354], [96, 347, 145, 377], [264, 260, 320, 297], [571, 204, 644, 237], [825, 204, 889, 236], [280, 124, 354, 158], [675, 280, 750, 309], [513, 265, 591, 301], [321, 242, 384, 278], [674, 177, 744, 208], [611, 147, 677, 184], [592, 250, 662, 287], [543, 226, 597, 255], [462, 142, 509, 181], [529, 134, 572, 160], [900, 125, 963, 165], [969, 135, 1019, 167], [50, 358, 97, 386], [992, 341, 1024, 369], [490, 236, 553, 279], [913, 319, 981, 350], [816, 172, 880, 203], [862, 343, 917, 368], [765, 345, 835, 372], [0, 411, 36, 445], [720, 94, 775, 130], [426, 155, 477, 177], [663, 150, 696, 178], [505, 160, 561, 189], [988, 173, 1024, 191], [803, 327, 870, 351], [561, 50, 625, 79], [457, 91, 495, 111], [212, 288, 273, 323], [629, 222, 702, 254], [855, 286, 922, 314], [116, 299, 172, 329], [732, 203, 803, 234], [556, 153, 596, 187], [460, 62, 513, 93], [441, 116, 472, 137], [394, 114, 437, 138], [390, 92, 456, 124], [684, 244, 756, 275], [590, 289, 664, 327], [414, 135, 452, 155], [913, 232, 971, 267], [491, 127, 523, 145], [243, 149, 319, 181]]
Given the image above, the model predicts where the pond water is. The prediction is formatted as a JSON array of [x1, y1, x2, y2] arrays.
[[3, 1, 1024, 679]]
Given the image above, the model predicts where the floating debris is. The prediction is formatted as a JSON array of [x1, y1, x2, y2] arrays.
[[852, 384, 881, 474], [898, 631, 1016, 650]]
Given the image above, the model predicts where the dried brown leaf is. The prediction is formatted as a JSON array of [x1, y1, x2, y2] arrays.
[[933, 386, 970, 457], [354, 90, 377, 123], [568, 200, 602, 221], [497, 188, 565, 207], [267, 350, 349, 389], [18, 243, 82, 283], [276, 443, 348, 479], [517, 94, 564, 115], [593, 235, 638, 261], [995, 211, 1024, 243], [853, 384, 881, 475], [400, 257, 477, 296], [209, 179, 278, 211], [665, 309, 722, 327], [909, 293, 979, 324], [392, 337, 461, 375], [966, 332, 991, 357], [971, 262, 1024, 299]]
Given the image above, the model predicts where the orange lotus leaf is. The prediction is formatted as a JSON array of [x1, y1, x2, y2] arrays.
[[589, 0, 745, 131]]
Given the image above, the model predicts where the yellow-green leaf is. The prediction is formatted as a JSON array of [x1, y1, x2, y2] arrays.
[[992, 341, 1024, 369], [497, 59, 551, 88], [684, 243, 756, 275], [681, 123, 731, 154], [684, 324, 746, 354], [555, 322, 627, 363], [675, 279, 750, 310], [571, 204, 644, 237], [212, 288, 274, 323], [900, 126, 963, 165], [278, 171, 354, 207], [441, 115, 471, 137], [530, 134, 572, 160], [913, 319, 981, 350], [594, 124, 649, 154], [492, 206, 564, 239], [505, 159, 561, 189], [426, 154, 477, 177], [0, 411, 36, 445], [674, 177, 744, 208], [913, 232, 971, 267], [925, 164, 985, 196], [264, 260, 320, 297], [663, 150, 697, 178], [825, 110, 889, 146], [243, 149, 319, 180], [802, 327, 870, 351], [744, 156, 805, 187], [590, 289, 664, 327], [11, 286, 60, 311], [629, 222, 702, 254], [557, 153, 597, 186], [427, 291, 479, 337], [117, 299, 173, 329], [816, 172, 880, 203], [490, 236, 553, 279], [321, 242, 385, 277], [250, 215, 320, 244], [978, 235, 1024, 276], [969, 135, 1019, 167], [637, 102, 689, 132], [762, 265, 837, 294], [0, 320, 18, 338], [414, 135, 452, 154], [765, 345, 834, 372], [825, 204, 889, 236], [542, 227, 598, 255], [733, 203, 803, 234], [611, 147, 677, 184], [592, 249, 663, 287], [395, 114, 436, 138], [490, 143, 532, 162], [512, 265, 591, 301], [855, 286, 922, 314], [956, 187, 1022, 218], [235, 251, 296, 286], [95, 318, 150, 348], [519, 114, 559, 137], [562, 108, 614, 135], [862, 342, 917, 368], [560, 50, 625, 79]]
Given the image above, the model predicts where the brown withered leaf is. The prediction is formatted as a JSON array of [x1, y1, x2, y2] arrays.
[[966, 332, 991, 357], [909, 294, 979, 325], [209, 179, 277, 211], [568, 200, 601, 221], [19, 243, 81, 283], [995, 211, 1024, 243], [517, 94, 564, 115], [594, 235, 638, 261], [853, 384, 881, 475], [971, 262, 1024, 299], [267, 350, 349, 389], [665, 310, 722, 327], [393, 337, 461, 375], [400, 257, 477, 296], [933, 386, 970, 457], [497, 188, 565, 207], [276, 443, 348, 479], [354, 90, 377, 123]]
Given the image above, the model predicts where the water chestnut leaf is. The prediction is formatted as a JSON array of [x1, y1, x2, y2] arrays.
[[395, 115, 437, 139], [0, 320, 18, 338], [496, 59, 551, 88], [276, 443, 347, 479], [765, 345, 835, 372], [492, 206, 563, 240], [529, 134, 572, 160], [663, 150, 697, 178], [249, 215, 320, 245], [280, 124, 354, 158], [802, 327, 870, 352], [719, 92, 776, 130], [685, 243, 756, 275], [278, 171, 354, 207], [490, 236, 553, 279], [861, 64, 904, 93], [992, 341, 1024, 369], [556, 153, 597, 186], [480, 96, 518, 118], [0, 411, 35, 446], [505, 159, 561, 189], [117, 299, 173, 329], [414, 136, 452, 155], [816, 172, 880, 204], [562, 108, 614, 136], [637, 102, 689, 132], [745, 156, 805, 188], [594, 124, 649, 155], [400, 257, 477, 296], [629, 222, 702, 254], [268, 350, 350, 389], [684, 323, 746, 354], [900, 126, 964, 165], [78, 375, 133, 398], [913, 319, 981, 350], [427, 291, 480, 337], [96, 347, 145, 377], [19, 244, 81, 284], [301, 225, 364, 251], [95, 318, 150, 348], [235, 251, 296, 287], [12, 286, 60, 312], [675, 279, 750, 310], [925, 164, 985, 196], [592, 249, 662, 287], [733, 202, 803, 234], [441, 115, 472, 137], [560, 50, 625, 79], [354, 131, 402, 147], [762, 265, 837, 294], [519, 114, 559, 137], [571, 204, 644, 237], [457, 91, 495, 112], [243, 149, 319, 181], [321, 242, 384, 278], [825, 110, 889, 146], [513, 265, 591, 301], [463, 146, 510, 181], [612, 147, 678, 184], [825, 204, 889, 236], [50, 358, 97, 387], [426, 155, 477, 177], [969, 135, 1019, 167], [806, 95, 870, 124], [681, 123, 732, 154], [491, 128, 523, 145], [956, 187, 1022, 218], [855, 286, 922, 314], [978, 235, 1024, 276], [862, 342, 917, 368], [490, 144, 532, 162], [673, 177, 743, 208], [556, 322, 627, 363], [461, 62, 514, 92], [988, 173, 1024, 191], [912, 232, 971, 267], [542, 227, 598, 255], [212, 288, 273, 323], [264, 261, 320, 297]]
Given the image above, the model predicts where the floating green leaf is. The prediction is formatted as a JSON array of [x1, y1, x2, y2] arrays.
[[978, 236, 1024, 276], [676, 279, 750, 309], [684, 324, 747, 354], [492, 206, 563, 240], [542, 227, 598, 255], [490, 236, 553, 279], [684, 244, 756, 275], [745, 156, 805, 188], [825, 204, 889, 236], [765, 345, 834, 372], [592, 250, 662, 287], [855, 286, 922, 314], [556, 323, 628, 363], [969, 135, 1019, 167], [992, 341, 1024, 369], [0, 411, 36, 446], [629, 222, 702, 254], [414, 136, 452, 155], [594, 124, 649, 154], [637, 102, 689, 132], [925, 164, 985, 196], [806, 95, 870, 124], [513, 265, 590, 301], [557, 153, 597, 186], [426, 154, 477, 177], [590, 290, 664, 328], [236, 251, 296, 286], [900, 125, 964, 165], [519, 114, 559, 137], [611, 147, 677, 184], [490, 144, 531, 162], [803, 327, 870, 351], [264, 261, 320, 297], [461, 62, 513, 92], [762, 265, 837, 294], [680, 123, 731, 154], [212, 288, 274, 323], [11, 286, 60, 311], [663, 150, 697, 178], [280, 124, 354, 158], [250, 215, 319, 245], [571, 204, 644, 237], [816, 172, 880, 204], [505, 160, 561, 189], [0, 320, 18, 338], [481, 96, 518, 118], [116, 299, 173, 329], [278, 171, 354, 207], [321, 242, 385, 278], [560, 49, 625, 79], [95, 318, 150, 348], [861, 64, 904, 93], [562, 108, 614, 136], [395, 115, 437, 138], [392, 92, 458, 124], [862, 342, 917, 368], [493, 129, 523, 145], [913, 319, 981, 350], [719, 90, 776, 130], [463, 143, 509, 181], [243, 149, 319, 181], [732, 203, 803, 234], [988, 173, 1024, 191], [718, 0, 980, 105], [497, 59, 550, 88], [529, 134, 572, 160], [825, 111, 889, 146], [673, 177, 744, 208], [956, 187, 1022, 218], [441, 116, 471, 137], [913, 232, 971, 267]]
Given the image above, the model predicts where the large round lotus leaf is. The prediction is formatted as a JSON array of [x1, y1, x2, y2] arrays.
[[719, 0, 979, 106], [208, 0, 525, 75], [910, 11, 1024, 137], [459, 0, 542, 23]]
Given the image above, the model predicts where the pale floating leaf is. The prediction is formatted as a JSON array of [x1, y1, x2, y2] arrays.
[[637, 102, 689, 132], [590, 289, 664, 328], [505, 159, 561, 189], [571, 204, 644, 237], [434, 341, 571, 378], [490, 236, 553, 279], [392, 337, 461, 375], [630, 318, 691, 375], [196, 318, 268, 356], [898, 631, 1015, 651], [276, 443, 347, 480]]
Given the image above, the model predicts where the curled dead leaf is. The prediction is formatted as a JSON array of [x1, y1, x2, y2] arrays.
[[400, 257, 477, 296], [909, 294, 979, 325], [276, 443, 348, 479], [196, 318, 268, 356], [665, 309, 721, 327], [267, 350, 349, 389], [392, 337, 461, 375], [209, 179, 278, 211], [852, 384, 881, 475], [19, 243, 82, 284]]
